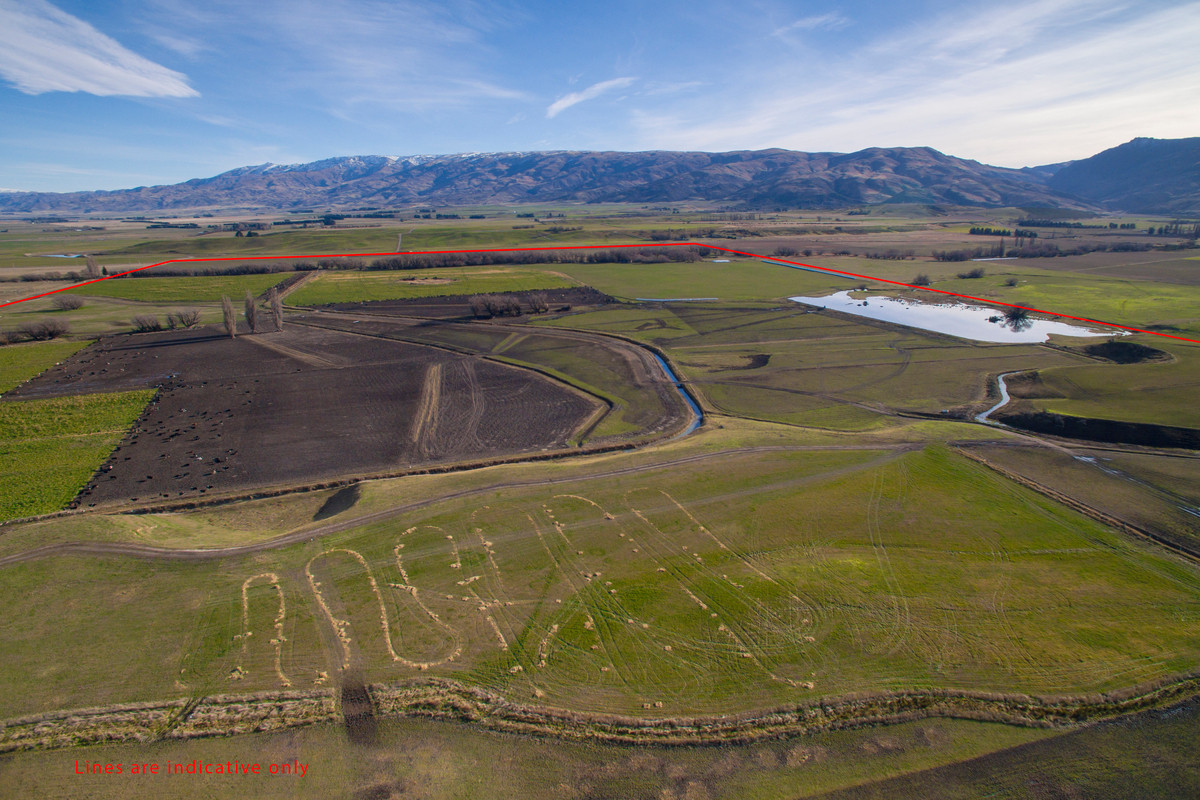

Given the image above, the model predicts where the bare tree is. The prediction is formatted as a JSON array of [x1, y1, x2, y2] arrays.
[[52, 295, 84, 310], [221, 295, 237, 339], [268, 286, 283, 331], [243, 290, 259, 333], [132, 314, 162, 332], [527, 292, 550, 314], [84, 256, 101, 279], [168, 308, 202, 329]]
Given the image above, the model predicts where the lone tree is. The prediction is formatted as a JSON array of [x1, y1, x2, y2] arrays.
[[268, 286, 283, 331], [244, 290, 259, 334], [221, 295, 237, 338], [84, 256, 101, 279]]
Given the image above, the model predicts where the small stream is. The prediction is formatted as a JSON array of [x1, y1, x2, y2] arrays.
[[975, 371, 1018, 424], [975, 371, 1200, 520]]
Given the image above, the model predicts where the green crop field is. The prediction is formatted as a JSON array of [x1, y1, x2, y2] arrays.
[[0, 339, 90, 394], [67, 273, 286, 303], [287, 267, 578, 305], [0, 390, 154, 520]]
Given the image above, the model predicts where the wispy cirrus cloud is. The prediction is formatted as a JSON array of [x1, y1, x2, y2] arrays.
[[635, 0, 1200, 166], [0, 0, 197, 97], [547, 77, 637, 119], [772, 11, 851, 36]]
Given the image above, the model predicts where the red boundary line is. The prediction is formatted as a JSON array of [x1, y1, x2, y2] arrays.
[[3, 242, 1197, 344]]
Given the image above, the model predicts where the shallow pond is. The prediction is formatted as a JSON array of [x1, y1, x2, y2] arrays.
[[789, 291, 1115, 343]]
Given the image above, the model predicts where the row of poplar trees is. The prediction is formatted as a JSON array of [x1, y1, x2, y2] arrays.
[[221, 287, 283, 338]]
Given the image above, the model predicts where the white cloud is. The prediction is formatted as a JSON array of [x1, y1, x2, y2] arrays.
[[634, 0, 1200, 165], [547, 77, 637, 119], [0, 0, 198, 97], [772, 12, 850, 36]]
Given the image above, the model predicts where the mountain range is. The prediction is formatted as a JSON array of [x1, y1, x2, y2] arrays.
[[2, 137, 1196, 215]]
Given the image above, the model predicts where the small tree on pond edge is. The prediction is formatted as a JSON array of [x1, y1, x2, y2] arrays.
[[221, 295, 237, 338], [268, 286, 283, 331], [244, 290, 259, 334]]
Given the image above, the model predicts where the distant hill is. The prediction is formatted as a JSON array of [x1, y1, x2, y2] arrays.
[[0, 140, 1195, 214], [1047, 137, 1200, 215]]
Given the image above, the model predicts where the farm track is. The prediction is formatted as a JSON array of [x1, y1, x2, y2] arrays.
[[241, 334, 339, 369], [0, 444, 916, 567], [410, 363, 443, 456]]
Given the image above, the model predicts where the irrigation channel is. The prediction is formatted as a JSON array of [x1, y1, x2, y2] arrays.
[[651, 351, 704, 438]]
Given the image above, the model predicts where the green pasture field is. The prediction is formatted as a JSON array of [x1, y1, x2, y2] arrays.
[[556, 259, 857, 302], [546, 302, 1086, 427], [98, 220, 650, 260], [1027, 339, 1200, 428], [0, 714, 1056, 800], [287, 266, 578, 306], [66, 273, 286, 303], [823, 698, 1200, 799], [0, 390, 154, 520], [3, 445, 1198, 722], [0, 416, 1007, 561], [922, 268, 1200, 337], [0, 293, 226, 339], [1008, 249, 1200, 286], [965, 443, 1200, 554], [0, 339, 89, 394], [1079, 448, 1200, 507]]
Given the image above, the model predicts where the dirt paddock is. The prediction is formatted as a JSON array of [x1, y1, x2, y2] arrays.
[[7, 323, 601, 506]]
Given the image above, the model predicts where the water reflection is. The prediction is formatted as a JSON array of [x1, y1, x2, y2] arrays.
[[789, 291, 1114, 343]]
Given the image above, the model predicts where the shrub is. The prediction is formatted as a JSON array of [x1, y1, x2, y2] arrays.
[[131, 314, 162, 332], [911, 274, 932, 286], [167, 308, 202, 329], [51, 295, 84, 310], [956, 267, 986, 279], [1004, 277, 1019, 287], [527, 292, 550, 314], [18, 319, 70, 340]]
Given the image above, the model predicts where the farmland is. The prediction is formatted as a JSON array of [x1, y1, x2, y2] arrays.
[[0, 389, 154, 519], [286, 267, 578, 306], [68, 273, 286, 303], [1, 205, 1199, 797]]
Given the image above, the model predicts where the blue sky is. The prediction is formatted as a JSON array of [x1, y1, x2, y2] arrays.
[[2, 0, 1198, 192]]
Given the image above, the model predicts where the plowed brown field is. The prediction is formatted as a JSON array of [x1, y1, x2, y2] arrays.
[[7, 324, 601, 506]]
